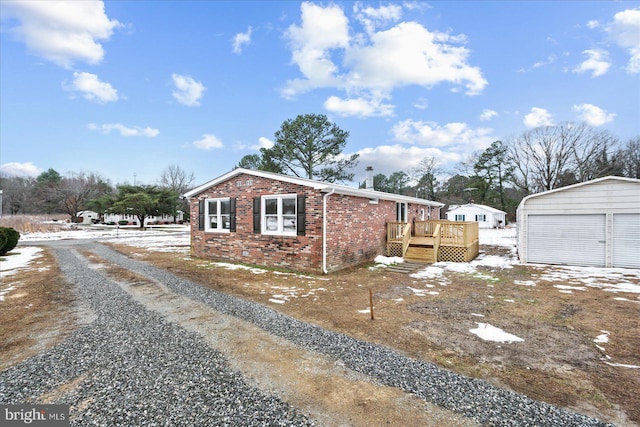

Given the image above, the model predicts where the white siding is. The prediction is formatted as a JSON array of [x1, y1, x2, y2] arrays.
[[612, 214, 640, 269], [517, 177, 640, 268], [446, 204, 506, 228], [527, 214, 606, 267]]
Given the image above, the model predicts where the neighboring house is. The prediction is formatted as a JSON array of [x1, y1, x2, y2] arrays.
[[76, 210, 100, 224], [446, 203, 507, 228], [516, 176, 640, 269], [182, 168, 444, 274], [103, 212, 184, 226]]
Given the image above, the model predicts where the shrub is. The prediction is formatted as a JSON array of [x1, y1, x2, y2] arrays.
[[118, 220, 129, 226], [0, 227, 21, 255]]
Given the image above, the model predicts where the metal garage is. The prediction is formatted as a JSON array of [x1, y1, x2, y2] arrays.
[[612, 213, 640, 269], [527, 214, 606, 267], [516, 176, 640, 269]]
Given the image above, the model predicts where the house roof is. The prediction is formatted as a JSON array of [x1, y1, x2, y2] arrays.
[[447, 203, 506, 214], [183, 168, 444, 207], [517, 175, 640, 209]]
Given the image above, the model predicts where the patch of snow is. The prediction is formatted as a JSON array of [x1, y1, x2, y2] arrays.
[[604, 362, 640, 369], [594, 331, 609, 344], [268, 299, 285, 304], [470, 313, 485, 317], [410, 266, 444, 279], [374, 255, 404, 265], [469, 322, 524, 343], [479, 228, 517, 247], [514, 280, 536, 287], [504, 299, 515, 303], [554, 285, 587, 291], [0, 247, 43, 278]]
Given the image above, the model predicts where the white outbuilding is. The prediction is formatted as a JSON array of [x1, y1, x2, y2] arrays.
[[446, 203, 507, 228], [516, 176, 640, 269]]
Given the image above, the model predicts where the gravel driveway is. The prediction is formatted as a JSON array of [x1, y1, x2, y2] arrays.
[[0, 242, 614, 426]]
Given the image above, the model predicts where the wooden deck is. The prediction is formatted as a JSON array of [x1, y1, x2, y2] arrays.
[[386, 220, 479, 263]]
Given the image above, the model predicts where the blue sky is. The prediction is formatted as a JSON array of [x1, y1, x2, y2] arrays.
[[1, 1, 639, 187]]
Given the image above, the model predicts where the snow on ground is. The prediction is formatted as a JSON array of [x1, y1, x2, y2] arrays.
[[469, 322, 524, 343]]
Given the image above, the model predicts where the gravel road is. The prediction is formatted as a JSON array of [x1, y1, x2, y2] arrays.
[[0, 242, 614, 426]]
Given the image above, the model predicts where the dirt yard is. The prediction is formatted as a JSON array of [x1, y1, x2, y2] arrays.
[[1, 239, 638, 426]]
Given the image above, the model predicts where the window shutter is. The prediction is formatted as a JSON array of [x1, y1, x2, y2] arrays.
[[253, 197, 261, 233], [198, 199, 205, 231], [229, 198, 236, 232], [297, 195, 306, 236]]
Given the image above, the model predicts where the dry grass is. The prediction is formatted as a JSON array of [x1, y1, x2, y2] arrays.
[[0, 248, 76, 370], [108, 242, 640, 426], [0, 214, 70, 233]]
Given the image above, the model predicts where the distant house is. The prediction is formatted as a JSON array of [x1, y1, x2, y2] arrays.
[[103, 212, 184, 226], [182, 168, 444, 274], [516, 176, 640, 269], [76, 210, 100, 224], [446, 203, 507, 228]]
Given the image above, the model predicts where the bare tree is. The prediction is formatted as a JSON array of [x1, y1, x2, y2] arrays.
[[60, 172, 112, 222], [507, 123, 620, 194], [0, 175, 36, 214], [158, 165, 195, 223], [618, 137, 640, 179], [159, 165, 195, 195], [412, 157, 441, 199]]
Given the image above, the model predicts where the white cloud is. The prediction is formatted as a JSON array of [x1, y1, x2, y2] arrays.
[[193, 134, 223, 150], [172, 73, 206, 107], [232, 26, 252, 54], [349, 145, 462, 179], [479, 109, 498, 121], [353, 3, 403, 34], [324, 95, 394, 117], [66, 71, 118, 103], [0, 162, 42, 178], [282, 2, 487, 112], [606, 8, 640, 73], [587, 20, 600, 29], [573, 49, 611, 77], [1, 0, 120, 68], [391, 119, 494, 151], [523, 107, 554, 128], [250, 137, 274, 151], [572, 103, 616, 126], [88, 123, 159, 137]]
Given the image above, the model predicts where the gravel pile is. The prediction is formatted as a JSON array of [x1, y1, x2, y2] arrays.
[[1, 243, 614, 426], [0, 246, 314, 426]]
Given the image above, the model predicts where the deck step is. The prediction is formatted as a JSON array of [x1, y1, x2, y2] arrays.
[[404, 246, 436, 263], [386, 261, 427, 274]]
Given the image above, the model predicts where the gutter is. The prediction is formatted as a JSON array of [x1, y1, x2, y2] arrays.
[[322, 188, 335, 274]]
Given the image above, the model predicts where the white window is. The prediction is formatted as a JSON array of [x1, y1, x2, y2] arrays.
[[262, 194, 297, 235], [206, 198, 231, 232], [455, 214, 465, 221], [475, 214, 487, 222]]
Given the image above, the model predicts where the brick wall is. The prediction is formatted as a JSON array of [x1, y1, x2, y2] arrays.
[[189, 172, 439, 273], [189, 173, 323, 273]]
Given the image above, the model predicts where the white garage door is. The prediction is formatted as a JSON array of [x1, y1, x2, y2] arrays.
[[613, 213, 640, 269], [527, 214, 606, 267]]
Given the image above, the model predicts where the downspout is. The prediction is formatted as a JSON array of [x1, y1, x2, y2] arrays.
[[322, 188, 335, 274]]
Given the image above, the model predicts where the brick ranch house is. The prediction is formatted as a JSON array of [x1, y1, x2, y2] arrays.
[[182, 168, 444, 274]]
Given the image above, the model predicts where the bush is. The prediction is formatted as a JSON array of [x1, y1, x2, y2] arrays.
[[118, 220, 129, 226], [0, 227, 21, 255]]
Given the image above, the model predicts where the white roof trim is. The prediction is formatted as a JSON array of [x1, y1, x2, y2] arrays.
[[518, 175, 640, 210], [447, 203, 506, 214], [183, 168, 444, 207]]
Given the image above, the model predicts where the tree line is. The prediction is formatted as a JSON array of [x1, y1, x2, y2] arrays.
[[2, 114, 638, 224], [237, 115, 639, 221], [0, 165, 195, 228]]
